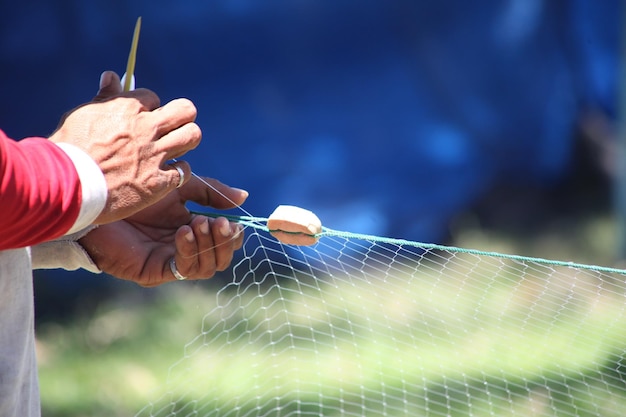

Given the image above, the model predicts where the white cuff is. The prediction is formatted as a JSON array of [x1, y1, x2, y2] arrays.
[[31, 226, 101, 273], [56, 143, 107, 234]]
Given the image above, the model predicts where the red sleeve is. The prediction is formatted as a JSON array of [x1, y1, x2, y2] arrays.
[[0, 129, 82, 250]]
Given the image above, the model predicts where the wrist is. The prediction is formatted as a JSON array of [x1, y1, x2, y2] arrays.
[[54, 143, 107, 232]]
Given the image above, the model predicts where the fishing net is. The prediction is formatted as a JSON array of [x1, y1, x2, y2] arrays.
[[135, 214, 626, 417]]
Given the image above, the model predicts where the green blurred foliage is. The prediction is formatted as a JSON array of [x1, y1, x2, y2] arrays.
[[37, 212, 626, 416]]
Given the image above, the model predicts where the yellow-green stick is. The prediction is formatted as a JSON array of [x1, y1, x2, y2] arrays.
[[123, 17, 142, 92]]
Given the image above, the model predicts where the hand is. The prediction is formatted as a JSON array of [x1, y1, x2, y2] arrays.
[[78, 175, 249, 287], [49, 71, 201, 224]]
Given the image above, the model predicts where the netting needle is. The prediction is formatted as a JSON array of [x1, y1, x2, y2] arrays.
[[121, 17, 253, 219], [122, 17, 141, 92]]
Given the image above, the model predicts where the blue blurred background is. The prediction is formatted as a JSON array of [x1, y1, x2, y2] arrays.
[[0, 1, 620, 312]]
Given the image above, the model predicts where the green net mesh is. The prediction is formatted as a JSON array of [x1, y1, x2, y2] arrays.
[[135, 220, 626, 417]]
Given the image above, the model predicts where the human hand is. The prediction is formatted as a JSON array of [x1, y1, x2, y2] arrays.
[[78, 175, 249, 287], [49, 71, 201, 224]]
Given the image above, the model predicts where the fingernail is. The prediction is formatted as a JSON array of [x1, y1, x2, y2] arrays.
[[185, 230, 194, 242], [219, 221, 231, 237], [200, 218, 210, 235], [234, 188, 249, 199]]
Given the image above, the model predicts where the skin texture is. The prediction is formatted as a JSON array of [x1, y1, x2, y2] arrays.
[[79, 175, 248, 286], [49, 71, 201, 224], [74, 71, 248, 286]]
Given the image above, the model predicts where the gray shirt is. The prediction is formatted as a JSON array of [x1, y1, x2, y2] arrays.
[[0, 230, 99, 416], [0, 248, 40, 417]]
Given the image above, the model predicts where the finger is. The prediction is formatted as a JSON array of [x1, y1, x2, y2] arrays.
[[171, 223, 202, 281], [210, 217, 238, 272], [150, 98, 198, 138], [180, 176, 249, 210], [232, 223, 245, 250], [154, 122, 202, 160], [124, 88, 161, 111], [166, 160, 192, 190], [94, 71, 123, 101], [191, 216, 218, 277]]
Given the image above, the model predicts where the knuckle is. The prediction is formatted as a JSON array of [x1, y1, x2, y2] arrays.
[[175, 98, 197, 115], [185, 123, 202, 144]]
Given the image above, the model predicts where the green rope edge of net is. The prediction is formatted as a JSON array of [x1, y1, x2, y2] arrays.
[[191, 210, 626, 276]]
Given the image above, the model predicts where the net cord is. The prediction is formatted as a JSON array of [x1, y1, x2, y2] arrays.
[[191, 210, 626, 276]]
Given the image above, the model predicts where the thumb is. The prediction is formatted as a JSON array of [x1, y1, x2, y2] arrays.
[[180, 175, 250, 209], [94, 71, 123, 101]]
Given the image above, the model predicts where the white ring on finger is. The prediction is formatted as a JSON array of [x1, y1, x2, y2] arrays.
[[169, 257, 188, 281], [171, 164, 185, 189]]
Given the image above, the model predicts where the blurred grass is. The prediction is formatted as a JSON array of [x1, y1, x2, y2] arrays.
[[37, 211, 626, 416], [37, 287, 205, 416]]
